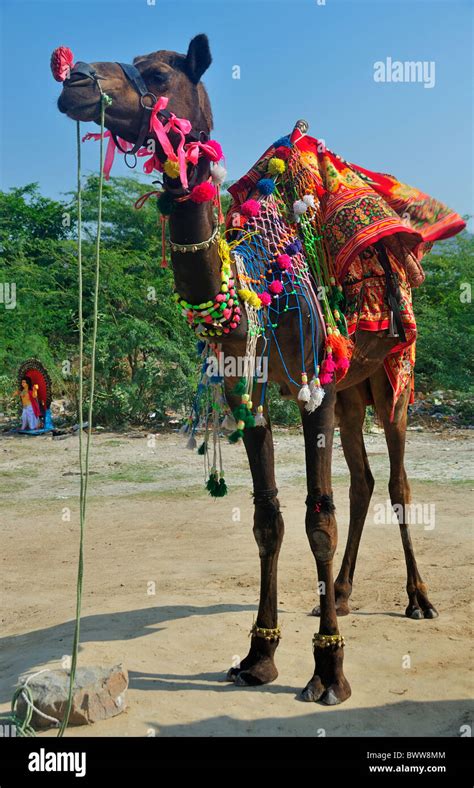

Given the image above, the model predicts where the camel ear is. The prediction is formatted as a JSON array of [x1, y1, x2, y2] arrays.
[[185, 34, 212, 84]]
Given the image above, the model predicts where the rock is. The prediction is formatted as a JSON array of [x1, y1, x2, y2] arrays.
[[16, 664, 128, 729]]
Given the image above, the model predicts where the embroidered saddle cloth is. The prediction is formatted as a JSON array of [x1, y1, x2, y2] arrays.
[[227, 132, 465, 414]]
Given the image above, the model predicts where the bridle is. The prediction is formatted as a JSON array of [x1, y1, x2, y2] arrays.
[[67, 60, 208, 186]]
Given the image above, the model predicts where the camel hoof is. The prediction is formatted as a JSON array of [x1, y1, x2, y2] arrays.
[[311, 602, 350, 617], [226, 667, 239, 682], [301, 683, 324, 702], [407, 607, 424, 620], [424, 607, 439, 619], [320, 688, 342, 706], [320, 681, 352, 706], [234, 671, 263, 687]]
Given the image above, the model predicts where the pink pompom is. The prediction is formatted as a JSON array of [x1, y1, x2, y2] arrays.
[[319, 354, 336, 384], [223, 308, 232, 320], [335, 355, 350, 372], [322, 354, 336, 374], [277, 253, 292, 270], [259, 292, 272, 307], [205, 140, 223, 161], [215, 293, 225, 303], [319, 371, 333, 385], [240, 199, 261, 218], [50, 46, 75, 82], [190, 182, 216, 203], [269, 280, 284, 295]]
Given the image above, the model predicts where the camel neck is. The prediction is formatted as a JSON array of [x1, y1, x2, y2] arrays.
[[168, 199, 223, 305]]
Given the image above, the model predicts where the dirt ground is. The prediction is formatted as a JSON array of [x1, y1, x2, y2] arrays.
[[0, 427, 472, 737]]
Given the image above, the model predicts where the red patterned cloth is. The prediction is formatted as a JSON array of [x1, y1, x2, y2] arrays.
[[228, 133, 465, 414]]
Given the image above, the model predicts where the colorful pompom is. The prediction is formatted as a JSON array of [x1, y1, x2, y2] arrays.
[[273, 135, 292, 148], [293, 199, 308, 216], [240, 199, 261, 217], [205, 140, 224, 161], [164, 158, 181, 178], [320, 353, 337, 385], [276, 254, 292, 270], [258, 291, 272, 307], [190, 182, 216, 203], [267, 157, 286, 176], [157, 191, 175, 216], [50, 46, 74, 82], [268, 280, 284, 295], [257, 178, 276, 196], [285, 242, 299, 256], [211, 163, 227, 184]]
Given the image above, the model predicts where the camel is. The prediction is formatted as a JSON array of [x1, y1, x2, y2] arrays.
[[56, 34, 447, 706]]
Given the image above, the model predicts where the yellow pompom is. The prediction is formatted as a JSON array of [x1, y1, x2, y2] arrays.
[[164, 158, 181, 178], [268, 157, 286, 176]]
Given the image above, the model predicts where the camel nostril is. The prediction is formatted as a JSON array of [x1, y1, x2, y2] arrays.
[[65, 74, 94, 88]]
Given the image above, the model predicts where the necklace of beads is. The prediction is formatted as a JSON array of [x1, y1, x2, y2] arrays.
[[173, 239, 242, 338]]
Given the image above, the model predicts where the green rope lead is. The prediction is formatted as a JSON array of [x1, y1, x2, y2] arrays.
[[58, 95, 108, 737]]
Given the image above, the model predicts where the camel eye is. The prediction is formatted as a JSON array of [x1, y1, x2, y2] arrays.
[[146, 69, 168, 84]]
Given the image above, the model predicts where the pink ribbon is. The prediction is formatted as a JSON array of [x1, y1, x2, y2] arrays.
[[185, 140, 221, 166], [149, 96, 192, 188], [83, 95, 223, 186], [82, 131, 135, 180]]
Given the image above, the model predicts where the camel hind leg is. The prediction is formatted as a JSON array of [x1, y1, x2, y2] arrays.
[[370, 367, 438, 619]]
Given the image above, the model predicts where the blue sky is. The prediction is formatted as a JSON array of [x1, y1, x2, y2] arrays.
[[1, 0, 472, 221]]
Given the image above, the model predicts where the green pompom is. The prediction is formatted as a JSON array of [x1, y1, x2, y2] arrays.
[[244, 411, 255, 429], [157, 191, 175, 216], [233, 404, 248, 422], [228, 428, 244, 444], [232, 377, 247, 396]]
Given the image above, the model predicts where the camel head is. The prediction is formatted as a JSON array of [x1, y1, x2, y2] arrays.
[[56, 34, 213, 147]]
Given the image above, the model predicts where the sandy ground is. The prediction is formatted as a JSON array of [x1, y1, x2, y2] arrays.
[[0, 427, 472, 737]]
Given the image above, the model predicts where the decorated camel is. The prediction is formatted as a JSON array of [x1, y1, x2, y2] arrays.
[[54, 35, 465, 705]]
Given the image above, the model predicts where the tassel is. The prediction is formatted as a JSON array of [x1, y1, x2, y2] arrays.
[[221, 413, 237, 431], [319, 352, 336, 385], [198, 441, 207, 455], [179, 421, 190, 435], [186, 435, 197, 450], [297, 372, 311, 402], [305, 378, 325, 412], [161, 215, 168, 268], [217, 475, 228, 497], [335, 355, 350, 373], [206, 468, 220, 496], [326, 331, 353, 364], [215, 187, 224, 225], [254, 405, 267, 427]]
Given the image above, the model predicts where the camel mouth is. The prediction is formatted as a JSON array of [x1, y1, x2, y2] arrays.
[[57, 92, 101, 122]]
